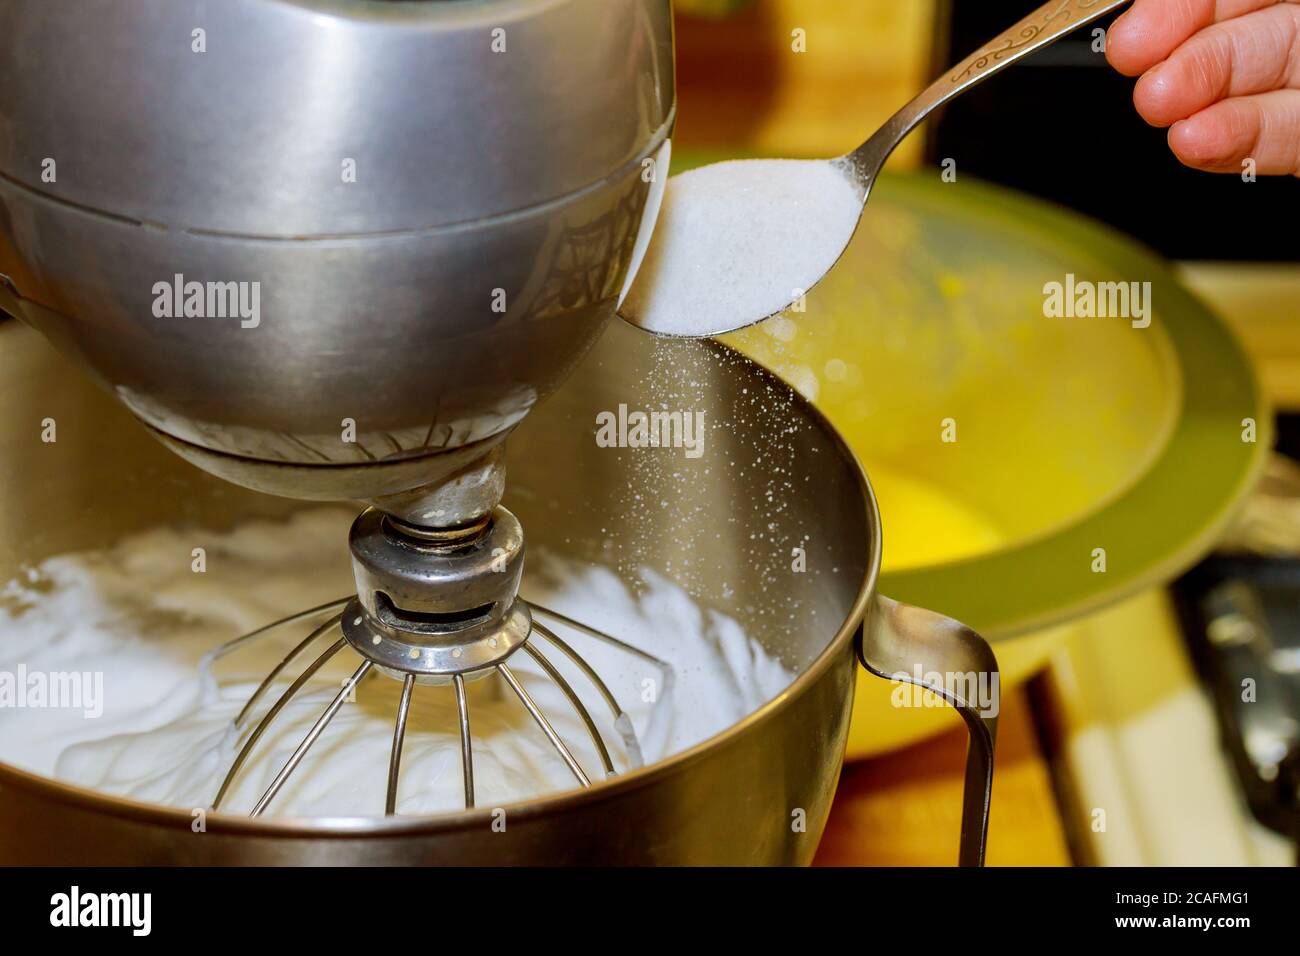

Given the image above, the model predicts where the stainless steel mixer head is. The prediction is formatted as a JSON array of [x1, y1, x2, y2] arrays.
[[208, 505, 671, 817], [0, 0, 675, 527]]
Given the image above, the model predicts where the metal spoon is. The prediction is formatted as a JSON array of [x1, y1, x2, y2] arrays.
[[621, 0, 1131, 338]]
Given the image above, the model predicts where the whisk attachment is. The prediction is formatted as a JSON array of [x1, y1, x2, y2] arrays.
[[208, 506, 671, 817]]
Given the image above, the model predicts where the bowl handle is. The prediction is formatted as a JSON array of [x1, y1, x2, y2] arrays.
[[857, 595, 1000, 866]]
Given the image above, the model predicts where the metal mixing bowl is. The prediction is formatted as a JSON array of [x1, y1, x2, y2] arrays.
[[0, 318, 996, 865]]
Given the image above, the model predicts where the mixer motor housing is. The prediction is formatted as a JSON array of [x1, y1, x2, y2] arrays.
[[0, 0, 676, 527]]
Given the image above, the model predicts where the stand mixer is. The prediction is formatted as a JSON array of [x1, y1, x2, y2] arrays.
[[0, 0, 998, 864], [0, 0, 676, 815]]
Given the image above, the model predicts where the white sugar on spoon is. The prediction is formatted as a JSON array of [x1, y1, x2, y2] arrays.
[[619, 159, 862, 338], [618, 0, 1132, 339]]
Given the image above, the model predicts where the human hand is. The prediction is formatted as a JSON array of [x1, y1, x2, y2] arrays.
[[1107, 0, 1300, 175]]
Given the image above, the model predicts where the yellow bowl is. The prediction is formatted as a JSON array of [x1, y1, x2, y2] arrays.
[[719, 171, 1269, 756]]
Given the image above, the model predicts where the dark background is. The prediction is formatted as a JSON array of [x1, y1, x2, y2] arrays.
[[927, 0, 1298, 261]]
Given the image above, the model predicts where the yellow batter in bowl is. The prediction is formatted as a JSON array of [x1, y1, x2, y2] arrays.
[[721, 170, 1267, 757]]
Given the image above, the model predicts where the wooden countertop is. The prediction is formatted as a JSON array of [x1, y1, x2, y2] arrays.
[[815, 686, 1072, 866]]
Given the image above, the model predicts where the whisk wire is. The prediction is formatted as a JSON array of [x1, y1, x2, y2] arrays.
[[251, 659, 373, 817], [498, 662, 591, 787], [529, 620, 624, 723], [235, 611, 345, 728], [453, 673, 475, 809], [211, 597, 351, 664], [386, 674, 416, 816], [213, 634, 347, 810], [529, 602, 673, 677], [529, 607, 671, 769], [523, 642, 615, 776]]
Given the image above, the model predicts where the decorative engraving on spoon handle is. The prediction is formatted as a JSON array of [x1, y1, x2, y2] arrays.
[[852, 0, 1130, 169], [949, 0, 1128, 84]]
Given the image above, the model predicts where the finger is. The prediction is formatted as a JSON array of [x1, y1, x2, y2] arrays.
[[1133, 3, 1300, 126], [1167, 88, 1300, 173], [1107, 0, 1285, 76]]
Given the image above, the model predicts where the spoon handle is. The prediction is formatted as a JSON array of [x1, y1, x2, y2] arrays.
[[849, 0, 1131, 178]]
